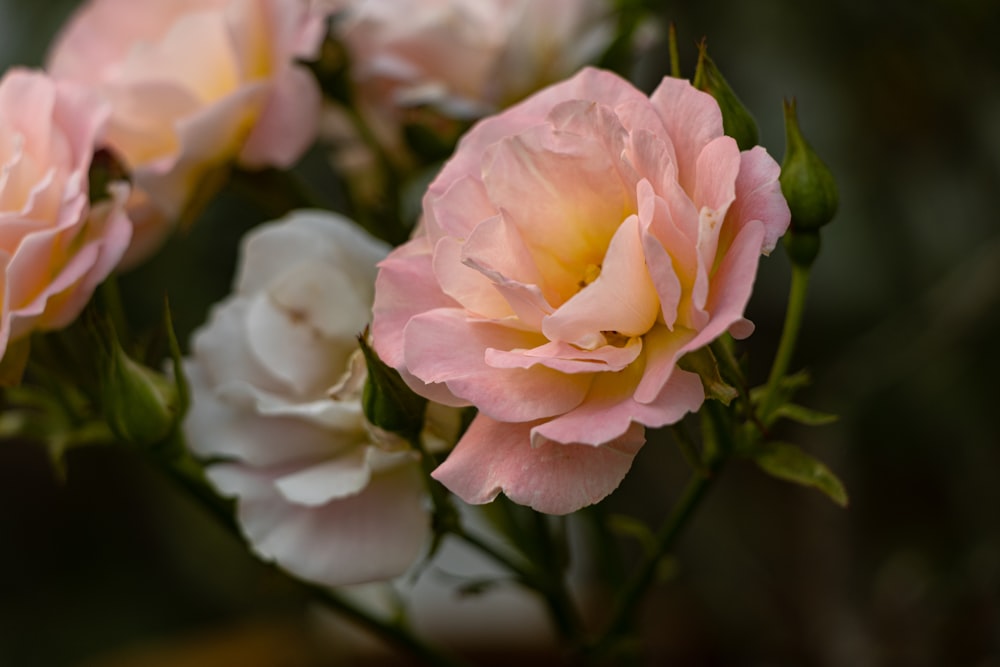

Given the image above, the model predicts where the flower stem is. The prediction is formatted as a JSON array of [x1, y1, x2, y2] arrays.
[[453, 522, 585, 644], [760, 262, 812, 418], [307, 585, 472, 667], [589, 467, 717, 661]]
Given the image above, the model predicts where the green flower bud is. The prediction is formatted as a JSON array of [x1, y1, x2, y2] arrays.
[[780, 98, 838, 230], [783, 228, 821, 269], [101, 332, 180, 446], [693, 44, 760, 151], [357, 334, 428, 440]]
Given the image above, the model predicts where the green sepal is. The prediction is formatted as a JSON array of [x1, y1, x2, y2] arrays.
[[752, 441, 848, 507], [693, 43, 760, 150], [357, 333, 427, 439], [679, 346, 738, 405], [95, 312, 181, 447], [780, 98, 838, 230]]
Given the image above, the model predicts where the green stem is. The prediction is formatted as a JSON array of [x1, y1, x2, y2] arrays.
[[531, 512, 585, 644], [589, 468, 718, 660], [760, 262, 812, 418], [307, 586, 472, 667], [670, 422, 707, 476]]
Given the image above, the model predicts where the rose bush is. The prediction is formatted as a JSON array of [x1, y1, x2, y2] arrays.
[[183, 210, 431, 586], [372, 67, 791, 515], [332, 0, 614, 150], [0, 69, 131, 362], [47, 0, 325, 266]]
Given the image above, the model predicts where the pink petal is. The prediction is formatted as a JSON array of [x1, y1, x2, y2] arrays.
[[649, 77, 724, 196], [633, 324, 698, 404], [542, 215, 659, 348], [431, 414, 645, 515], [403, 308, 591, 422], [721, 146, 790, 255], [239, 64, 321, 168], [423, 174, 497, 242], [484, 337, 642, 374], [637, 181, 682, 329], [531, 361, 703, 447], [429, 67, 649, 196], [371, 237, 457, 370], [480, 102, 637, 303], [433, 235, 512, 319], [680, 219, 768, 355]]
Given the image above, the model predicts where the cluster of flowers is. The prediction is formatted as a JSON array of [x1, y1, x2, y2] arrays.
[[1, 0, 791, 592]]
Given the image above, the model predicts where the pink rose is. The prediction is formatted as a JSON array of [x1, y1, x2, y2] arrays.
[[0, 69, 131, 361], [184, 210, 437, 586], [47, 0, 325, 266], [332, 0, 613, 149], [372, 68, 790, 515]]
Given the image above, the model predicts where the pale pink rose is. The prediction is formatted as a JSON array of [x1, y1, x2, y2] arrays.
[[183, 210, 437, 586], [0, 68, 131, 361], [332, 0, 614, 151], [47, 0, 325, 266], [372, 68, 790, 515]]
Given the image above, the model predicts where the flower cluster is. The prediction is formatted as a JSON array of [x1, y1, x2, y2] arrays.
[[1, 2, 841, 659]]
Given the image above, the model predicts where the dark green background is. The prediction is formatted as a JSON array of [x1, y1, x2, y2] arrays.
[[1, 1, 998, 665]]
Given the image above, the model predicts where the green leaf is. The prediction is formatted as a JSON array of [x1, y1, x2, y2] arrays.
[[753, 442, 848, 507], [772, 403, 838, 426]]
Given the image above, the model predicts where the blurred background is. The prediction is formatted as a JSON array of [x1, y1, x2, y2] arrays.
[[1, 0, 998, 665]]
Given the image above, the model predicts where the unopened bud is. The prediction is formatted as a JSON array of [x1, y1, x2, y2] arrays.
[[102, 334, 180, 446], [780, 98, 838, 230], [357, 333, 427, 440]]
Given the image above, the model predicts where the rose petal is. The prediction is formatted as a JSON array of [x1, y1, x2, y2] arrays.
[[404, 308, 591, 422], [372, 237, 458, 369], [531, 356, 703, 447], [649, 76, 724, 195], [485, 337, 642, 374], [542, 215, 659, 347], [432, 414, 645, 515]]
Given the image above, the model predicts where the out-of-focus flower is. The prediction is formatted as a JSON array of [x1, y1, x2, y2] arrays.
[[183, 210, 431, 587], [331, 0, 614, 152], [372, 68, 790, 514], [0, 68, 131, 362], [47, 0, 326, 266]]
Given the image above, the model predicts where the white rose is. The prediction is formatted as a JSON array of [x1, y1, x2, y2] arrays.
[[183, 210, 430, 586]]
